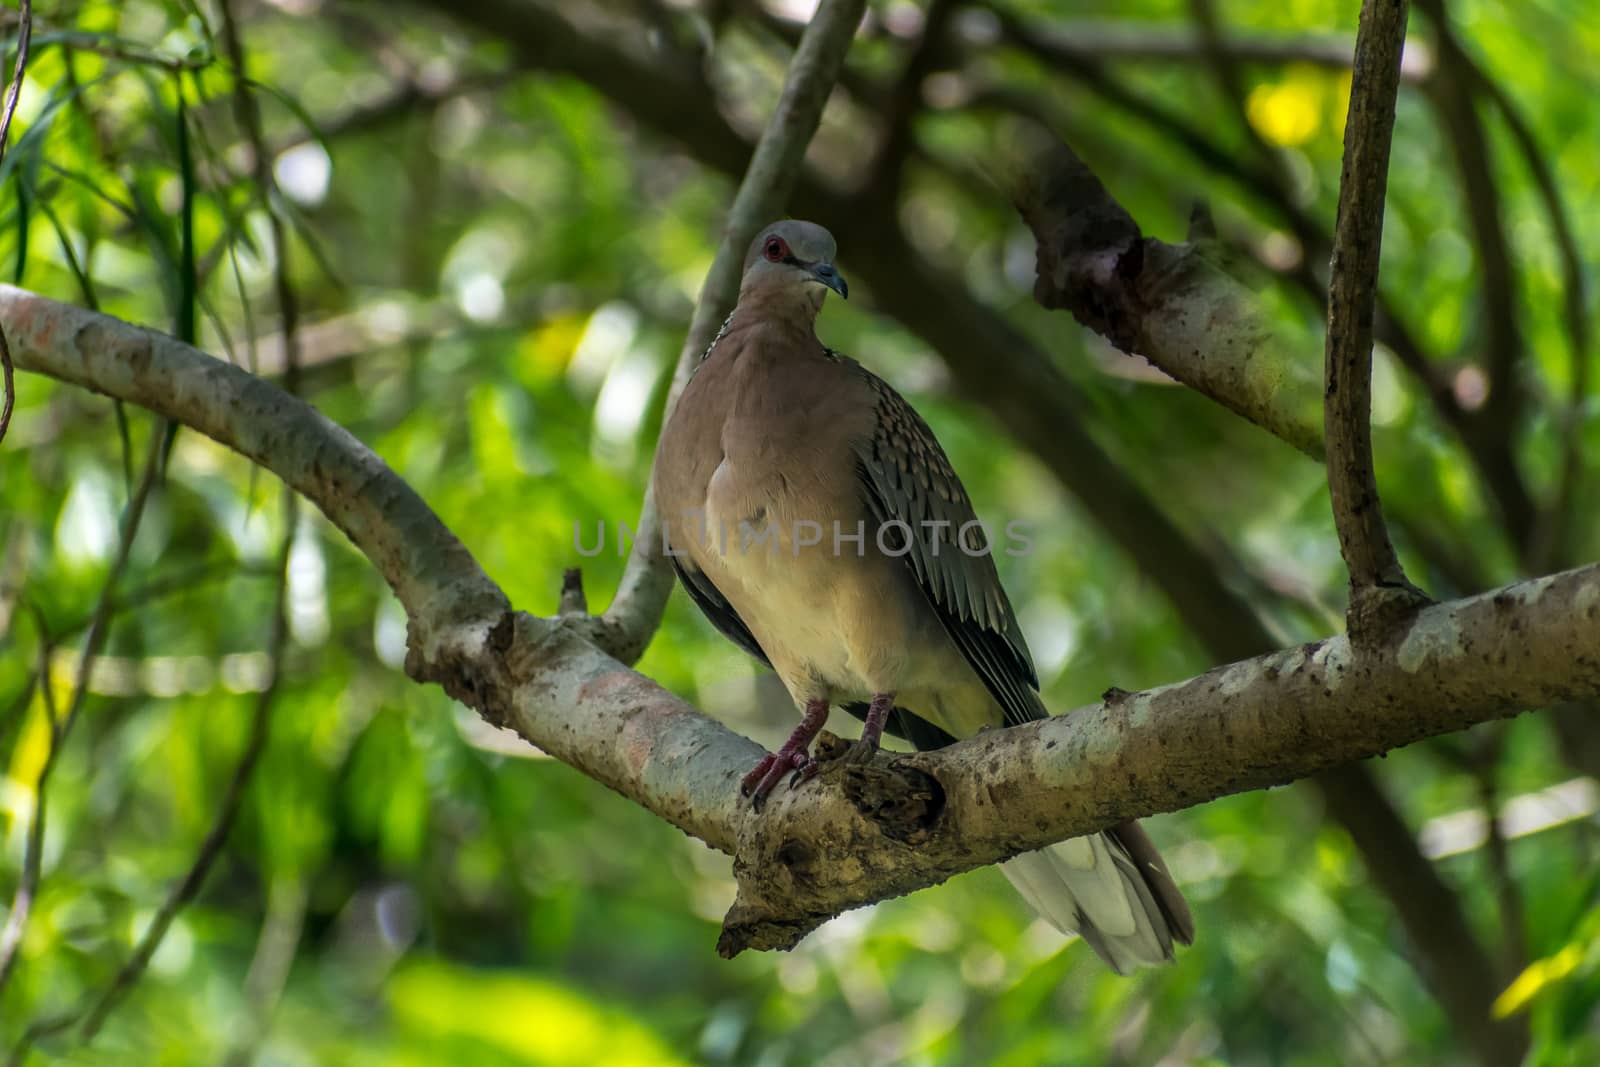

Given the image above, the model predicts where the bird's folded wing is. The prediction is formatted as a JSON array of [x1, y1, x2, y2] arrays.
[[846, 358, 1047, 728], [671, 557, 771, 667]]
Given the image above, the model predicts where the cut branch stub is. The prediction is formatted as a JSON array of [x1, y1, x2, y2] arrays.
[[1020, 137, 1324, 457]]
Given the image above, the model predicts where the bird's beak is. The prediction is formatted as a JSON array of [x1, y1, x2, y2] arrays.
[[810, 262, 848, 299]]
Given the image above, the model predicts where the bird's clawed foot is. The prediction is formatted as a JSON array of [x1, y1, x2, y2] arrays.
[[740, 748, 816, 810], [841, 691, 893, 765], [742, 697, 831, 811], [740, 693, 896, 809], [840, 731, 883, 765]]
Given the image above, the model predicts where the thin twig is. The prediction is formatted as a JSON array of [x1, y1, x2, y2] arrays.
[[75, 493, 296, 1043], [1323, 0, 1425, 630], [0, 324, 12, 448], [597, 0, 867, 663], [1474, 760, 1530, 974], [0, 0, 32, 448], [5, 27, 209, 72], [0, 428, 164, 1002], [221, 877, 308, 1067], [5, 1014, 74, 1067]]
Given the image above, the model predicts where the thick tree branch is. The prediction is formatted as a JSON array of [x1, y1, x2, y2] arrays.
[[9, 284, 1600, 969], [1324, 0, 1423, 628]]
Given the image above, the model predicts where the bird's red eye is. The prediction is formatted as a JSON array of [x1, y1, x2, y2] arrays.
[[764, 236, 788, 262]]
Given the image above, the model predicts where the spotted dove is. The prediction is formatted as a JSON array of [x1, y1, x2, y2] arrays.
[[652, 220, 1193, 972]]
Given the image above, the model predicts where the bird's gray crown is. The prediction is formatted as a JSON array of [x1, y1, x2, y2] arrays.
[[743, 219, 837, 272], [738, 219, 847, 305]]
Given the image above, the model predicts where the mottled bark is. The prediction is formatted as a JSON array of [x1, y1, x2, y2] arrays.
[[1323, 0, 1423, 628]]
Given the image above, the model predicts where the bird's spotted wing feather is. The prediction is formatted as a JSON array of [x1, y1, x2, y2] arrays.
[[845, 356, 1046, 728]]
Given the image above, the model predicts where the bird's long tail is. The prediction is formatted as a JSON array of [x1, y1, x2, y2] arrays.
[[999, 822, 1195, 974]]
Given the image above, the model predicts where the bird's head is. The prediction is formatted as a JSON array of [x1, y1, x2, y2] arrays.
[[739, 219, 848, 316]]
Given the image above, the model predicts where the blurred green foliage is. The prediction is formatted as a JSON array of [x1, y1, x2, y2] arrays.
[[1, 0, 1597, 1064]]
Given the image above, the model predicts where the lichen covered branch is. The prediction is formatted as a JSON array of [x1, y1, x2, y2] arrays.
[[1323, 0, 1420, 625]]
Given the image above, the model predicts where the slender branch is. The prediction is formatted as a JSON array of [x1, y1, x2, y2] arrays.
[[0, 0, 32, 448], [76, 493, 294, 1042], [0, 318, 12, 448], [0, 429, 164, 1002], [1323, 0, 1422, 628], [587, 0, 867, 665]]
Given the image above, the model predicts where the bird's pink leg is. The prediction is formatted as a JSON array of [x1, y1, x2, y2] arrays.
[[742, 698, 829, 808], [845, 691, 895, 762]]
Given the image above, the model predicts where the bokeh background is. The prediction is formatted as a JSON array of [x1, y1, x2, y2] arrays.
[[1, 0, 1597, 1064]]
